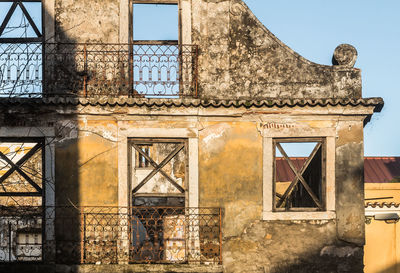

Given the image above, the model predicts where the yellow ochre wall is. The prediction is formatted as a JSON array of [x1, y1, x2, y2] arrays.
[[364, 183, 400, 273], [198, 121, 263, 237], [56, 119, 119, 207], [55, 118, 264, 234]]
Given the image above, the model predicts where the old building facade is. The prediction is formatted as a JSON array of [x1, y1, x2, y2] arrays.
[[0, 0, 383, 272]]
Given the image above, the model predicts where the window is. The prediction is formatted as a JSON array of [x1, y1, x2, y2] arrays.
[[131, 1, 196, 97], [273, 138, 325, 212], [136, 144, 152, 168], [132, 2, 179, 42], [117, 128, 223, 264], [0, 128, 55, 263], [129, 138, 187, 263], [0, 1, 43, 97], [262, 125, 335, 220], [0, 138, 44, 262], [130, 138, 186, 198]]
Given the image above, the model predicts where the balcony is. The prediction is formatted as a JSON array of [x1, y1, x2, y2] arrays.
[[0, 206, 222, 265], [0, 42, 198, 98]]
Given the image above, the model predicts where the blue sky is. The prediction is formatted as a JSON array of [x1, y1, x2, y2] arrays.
[[1, 1, 398, 155]]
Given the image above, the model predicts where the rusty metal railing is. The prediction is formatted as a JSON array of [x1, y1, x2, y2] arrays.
[[0, 206, 222, 264], [0, 43, 198, 98], [55, 206, 221, 265]]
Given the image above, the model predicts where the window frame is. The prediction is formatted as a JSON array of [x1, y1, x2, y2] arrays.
[[129, 137, 188, 202], [131, 0, 180, 45], [0, 127, 55, 262], [272, 137, 326, 212], [262, 125, 336, 220], [0, 0, 43, 43]]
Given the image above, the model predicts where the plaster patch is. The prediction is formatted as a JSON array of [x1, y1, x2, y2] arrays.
[[203, 129, 225, 145], [201, 123, 230, 150]]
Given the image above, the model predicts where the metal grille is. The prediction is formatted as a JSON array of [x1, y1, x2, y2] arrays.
[[0, 43, 198, 97], [130, 207, 221, 264], [0, 43, 42, 97], [53, 206, 221, 265], [0, 206, 43, 262]]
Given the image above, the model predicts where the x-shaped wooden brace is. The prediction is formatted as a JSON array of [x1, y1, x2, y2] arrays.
[[0, 142, 43, 196], [275, 142, 322, 209], [132, 143, 185, 193], [0, 1, 42, 38]]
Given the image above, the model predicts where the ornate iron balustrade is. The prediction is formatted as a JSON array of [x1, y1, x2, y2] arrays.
[[0, 43, 198, 97], [0, 206, 222, 265], [0, 206, 43, 262]]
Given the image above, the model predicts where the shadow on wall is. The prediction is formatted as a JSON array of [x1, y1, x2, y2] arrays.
[[233, 242, 364, 273], [374, 263, 400, 273], [0, 4, 81, 264]]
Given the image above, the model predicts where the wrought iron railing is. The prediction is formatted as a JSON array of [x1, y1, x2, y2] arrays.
[[0, 206, 43, 262], [0, 206, 222, 265], [0, 43, 198, 98]]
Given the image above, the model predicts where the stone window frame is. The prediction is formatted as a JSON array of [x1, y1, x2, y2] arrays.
[[117, 126, 199, 210], [116, 126, 199, 262], [129, 137, 187, 200], [262, 126, 336, 220], [0, 127, 55, 261]]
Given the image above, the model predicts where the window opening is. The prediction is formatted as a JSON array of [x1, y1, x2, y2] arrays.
[[130, 138, 187, 263], [133, 3, 178, 41], [0, 138, 45, 262], [274, 138, 325, 211], [132, 2, 183, 97], [0, 0, 43, 97]]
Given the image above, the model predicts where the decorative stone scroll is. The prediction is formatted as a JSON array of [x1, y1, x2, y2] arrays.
[[333, 44, 358, 67]]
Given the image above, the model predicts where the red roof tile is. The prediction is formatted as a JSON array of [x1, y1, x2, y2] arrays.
[[364, 157, 400, 183], [275, 157, 400, 183]]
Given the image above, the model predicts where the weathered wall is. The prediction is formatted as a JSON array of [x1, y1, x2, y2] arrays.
[[55, 119, 118, 206], [192, 0, 361, 100], [223, 220, 363, 273], [335, 120, 365, 246], [0, 102, 372, 271], [49, 0, 362, 99], [199, 121, 262, 236], [196, 117, 364, 272], [54, 0, 120, 43]]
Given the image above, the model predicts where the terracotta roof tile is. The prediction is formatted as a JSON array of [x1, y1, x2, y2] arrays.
[[365, 202, 400, 208]]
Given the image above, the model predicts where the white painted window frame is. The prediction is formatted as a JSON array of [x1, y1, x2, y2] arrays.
[[0, 127, 56, 261], [262, 127, 336, 220]]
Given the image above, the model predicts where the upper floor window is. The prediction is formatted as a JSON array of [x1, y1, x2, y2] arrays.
[[131, 1, 188, 98], [133, 1, 179, 42], [0, 0, 42, 42], [0, 1, 43, 97]]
